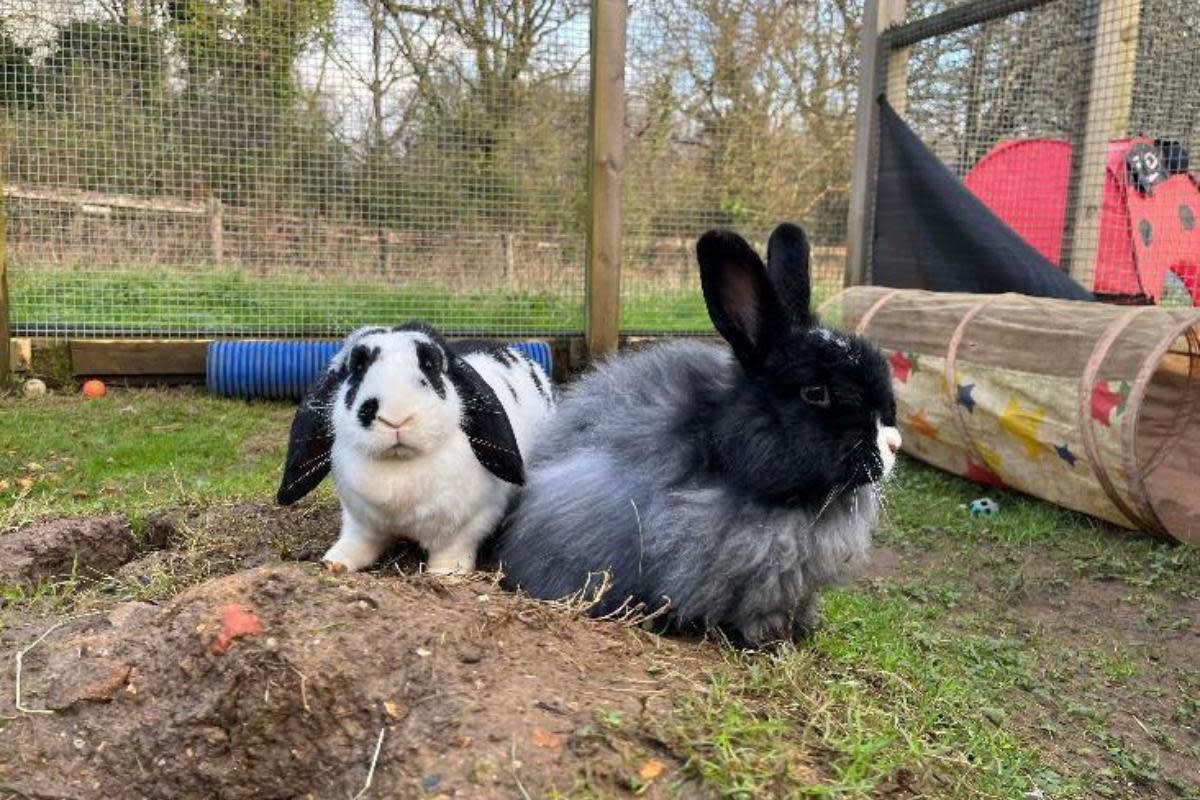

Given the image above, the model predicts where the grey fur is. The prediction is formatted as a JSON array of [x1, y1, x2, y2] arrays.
[[497, 340, 878, 645]]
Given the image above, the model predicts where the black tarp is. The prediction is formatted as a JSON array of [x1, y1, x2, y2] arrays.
[[872, 97, 1094, 301]]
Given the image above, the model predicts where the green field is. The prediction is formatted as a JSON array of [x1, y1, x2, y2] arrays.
[[7, 268, 843, 335], [1, 388, 1196, 798]]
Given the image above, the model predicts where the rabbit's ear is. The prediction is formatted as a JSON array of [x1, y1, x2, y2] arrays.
[[766, 222, 814, 326], [448, 355, 525, 485], [276, 366, 342, 505], [697, 229, 789, 370]]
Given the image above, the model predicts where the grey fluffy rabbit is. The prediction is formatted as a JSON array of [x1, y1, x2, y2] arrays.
[[495, 223, 901, 646]]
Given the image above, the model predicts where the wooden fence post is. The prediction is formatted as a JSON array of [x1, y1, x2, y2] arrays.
[[844, 0, 907, 287], [585, 0, 627, 361], [502, 232, 516, 282], [1, 147, 9, 378], [1063, 0, 1140, 291], [208, 197, 224, 264]]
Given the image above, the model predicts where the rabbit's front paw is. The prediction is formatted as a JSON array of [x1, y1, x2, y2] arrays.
[[322, 533, 388, 573], [426, 545, 478, 575]]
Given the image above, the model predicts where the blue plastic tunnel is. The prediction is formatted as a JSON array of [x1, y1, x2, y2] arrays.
[[206, 339, 553, 401]]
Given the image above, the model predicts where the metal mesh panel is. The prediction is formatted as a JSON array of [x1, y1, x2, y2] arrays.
[[2, 0, 589, 338], [621, 0, 858, 333], [887, 0, 1200, 307]]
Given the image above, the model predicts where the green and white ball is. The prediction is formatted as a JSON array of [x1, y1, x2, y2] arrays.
[[969, 498, 1000, 518]]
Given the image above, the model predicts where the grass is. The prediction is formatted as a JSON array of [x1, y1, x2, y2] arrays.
[[1, 388, 1197, 798], [8, 267, 842, 335], [0, 388, 298, 528], [10, 267, 712, 334]]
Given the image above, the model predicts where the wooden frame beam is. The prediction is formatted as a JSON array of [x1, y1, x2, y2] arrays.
[[845, 0, 907, 287], [1, 168, 8, 377], [585, 0, 627, 361], [1064, 0, 1141, 290]]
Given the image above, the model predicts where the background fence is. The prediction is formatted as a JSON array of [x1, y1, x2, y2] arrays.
[[0, 0, 852, 343], [854, 0, 1199, 305], [4, 0, 1195, 352]]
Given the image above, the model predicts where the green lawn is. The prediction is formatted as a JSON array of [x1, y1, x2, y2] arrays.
[[1, 388, 1196, 798], [7, 267, 842, 335]]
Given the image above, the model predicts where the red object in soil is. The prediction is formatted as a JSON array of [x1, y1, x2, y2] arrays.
[[964, 138, 1200, 304], [210, 604, 264, 655], [82, 379, 107, 399]]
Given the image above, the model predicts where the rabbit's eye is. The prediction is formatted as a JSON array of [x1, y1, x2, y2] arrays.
[[415, 341, 445, 379], [800, 385, 831, 408]]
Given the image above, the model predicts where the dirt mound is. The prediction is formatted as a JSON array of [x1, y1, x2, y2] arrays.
[[0, 564, 712, 799], [0, 514, 139, 584]]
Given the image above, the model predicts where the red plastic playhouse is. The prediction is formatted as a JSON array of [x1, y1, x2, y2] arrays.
[[965, 138, 1200, 305]]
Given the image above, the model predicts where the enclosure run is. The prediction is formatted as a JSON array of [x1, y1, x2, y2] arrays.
[[2, 0, 1200, 797]]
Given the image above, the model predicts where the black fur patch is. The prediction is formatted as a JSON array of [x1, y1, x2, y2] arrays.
[[344, 345, 380, 409], [528, 363, 549, 400], [276, 365, 344, 505], [503, 377, 519, 402], [357, 397, 379, 428], [447, 356, 525, 485], [453, 339, 515, 366], [415, 341, 446, 399]]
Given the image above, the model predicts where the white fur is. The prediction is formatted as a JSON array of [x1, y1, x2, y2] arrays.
[[877, 422, 902, 477], [324, 329, 553, 573]]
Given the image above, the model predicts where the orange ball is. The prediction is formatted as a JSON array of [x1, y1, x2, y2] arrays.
[[82, 379, 107, 399]]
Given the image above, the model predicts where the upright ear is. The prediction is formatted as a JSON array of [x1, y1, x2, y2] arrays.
[[276, 366, 342, 505], [766, 222, 814, 327], [697, 229, 789, 371], [447, 355, 524, 485]]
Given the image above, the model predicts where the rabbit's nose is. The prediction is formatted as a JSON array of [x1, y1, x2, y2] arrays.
[[882, 428, 902, 454], [377, 413, 416, 431]]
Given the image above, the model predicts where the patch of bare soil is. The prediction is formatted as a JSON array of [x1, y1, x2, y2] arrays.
[[1015, 555, 1200, 797], [0, 515, 140, 584], [867, 538, 1200, 798], [0, 564, 711, 799]]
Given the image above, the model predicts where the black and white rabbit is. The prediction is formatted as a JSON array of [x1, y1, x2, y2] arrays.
[[277, 323, 554, 574], [496, 223, 901, 646]]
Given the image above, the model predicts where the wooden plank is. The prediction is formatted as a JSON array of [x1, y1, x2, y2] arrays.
[[884, 0, 911, 117], [3, 184, 207, 216], [1064, 0, 1141, 290], [584, 0, 627, 361], [844, 0, 907, 287], [8, 338, 31, 371], [70, 340, 210, 377], [67, 336, 579, 382]]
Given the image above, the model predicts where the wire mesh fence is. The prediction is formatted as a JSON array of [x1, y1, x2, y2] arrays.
[[1, 0, 864, 340], [2, 0, 592, 338], [621, 0, 857, 332], [10, 0, 1189, 344], [887, 0, 1199, 306]]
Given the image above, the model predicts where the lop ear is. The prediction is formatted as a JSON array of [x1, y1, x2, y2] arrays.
[[697, 229, 789, 371], [276, 366, 342, 505], [447, 355, 524, 485], [766, 222, 814, 327]]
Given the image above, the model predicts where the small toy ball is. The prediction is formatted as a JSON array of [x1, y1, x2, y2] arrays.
[[969, 498, 1000, 518], [82, 379, 107, 399], [22, 378, 47, 398]]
